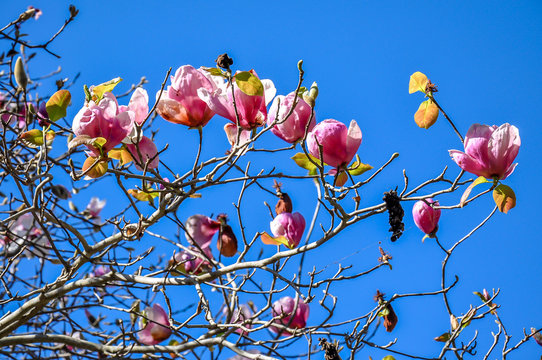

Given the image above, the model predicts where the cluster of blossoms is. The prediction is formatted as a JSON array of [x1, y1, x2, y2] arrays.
[[62, 63, 524, 350]]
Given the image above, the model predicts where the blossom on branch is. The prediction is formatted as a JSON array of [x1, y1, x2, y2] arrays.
[[72, 92, 134, 156], [267, 92, 315, 144], [307, 119, 362, 169], [185, 215, 220, 249], [412, 199, 441, 237], [138, 303, 172, 345], [270, 296, 310, 336], [156, 65, 218, 128], [449, 123, 520, 180], [198, 70, 276, 130]]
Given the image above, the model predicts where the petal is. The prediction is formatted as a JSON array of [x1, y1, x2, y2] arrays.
[[449, 149, 492, 178], [262, 79, 276, 106], [128, 88, 149, 125], [345, 120, 362, 164]]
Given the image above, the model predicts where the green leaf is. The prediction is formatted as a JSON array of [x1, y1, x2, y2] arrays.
[[335, 170, 348, 187], [20, 129, 55, 147], [202, 67, 224, 77], [234, 71, 264, 96], [91, 77, 122, 103], [292, 153, 324, 173], [460, 176, 491, 207], [128, 188, 159, 205], [493, 184, 516, 213], [348, 155, 373, 176], [46, 89, 71, 122], [378, 308, 390, 317], [434, 332, 451, 342]]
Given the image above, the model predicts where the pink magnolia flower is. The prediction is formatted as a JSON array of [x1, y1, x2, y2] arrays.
[[156, 65, 217, 127], [307, 119, 362, 168], [125, 136, 159, 171], [138, 303, 172, 345], [412, 199, 441, 236], [261, 212, 306, 249], [267, 92, 315, 143], [449, 123, 520, 180], [223, 303, 254, 334], [0, 93, 27, 129], [86, 197, 106, 218], [172, 246, 214, 275], [72, 92, 134, 156], [119, 88, 149, 126], [0, 213, 48, 258], [198, 70, 276, 130], [270, 296, 310, 336], [185, 215, 220, 248], [89, 265, 111, 278], [224, 123, 251, 153]]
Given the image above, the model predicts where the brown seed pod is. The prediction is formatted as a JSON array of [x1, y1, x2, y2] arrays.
[[275, 192, 293, 215], [217, 224, 237, 257]]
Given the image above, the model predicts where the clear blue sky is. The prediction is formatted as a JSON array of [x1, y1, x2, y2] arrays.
[[2, 1, 541, 358]]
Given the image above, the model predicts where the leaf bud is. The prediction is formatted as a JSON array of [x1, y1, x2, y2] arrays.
[[14, 57, 28, 91]]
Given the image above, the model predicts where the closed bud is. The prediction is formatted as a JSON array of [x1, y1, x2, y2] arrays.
[[303, 82, 318, 108], [275, 192, 293, 215], [218, 224, 238, 257], [14, 57, 28, 91], [412, 198, 441, 237]]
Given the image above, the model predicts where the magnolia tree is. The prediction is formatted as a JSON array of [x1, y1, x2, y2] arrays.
[[0, 6, 537, 360]]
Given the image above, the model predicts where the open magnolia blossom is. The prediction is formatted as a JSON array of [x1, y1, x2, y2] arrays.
[[156, 65, 218, 127], [0, 213, 49, 258], [184, 215, 220, 248], [412, 199, 441, 236], [171, 246, 214, 275], [85, 197, 106, 223], [307, 119, 362, 169], [266, 92, 315, 143], [449, 123, 520, 180], [138, 303, 172, 345], [198, 69, 276, 130], [261, 212, 306, 249], [72, 92, 134, 156], [270, 296, 310, 336]]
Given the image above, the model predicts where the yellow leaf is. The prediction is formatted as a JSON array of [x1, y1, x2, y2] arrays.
[[82, 157, 108, 179], [409, 71, 429, 94], [91, 77, 122, 103], [261, 232, 292, 248], [109, 147, 133, 166], [493, 184, 516, 213], [414, 99, 439, 129]]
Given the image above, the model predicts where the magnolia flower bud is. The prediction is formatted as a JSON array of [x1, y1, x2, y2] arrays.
[[412, 198, 441, 236], [303, 82, 318, 108], [270, 296, 310, 336], [14, 57, 28, 91]]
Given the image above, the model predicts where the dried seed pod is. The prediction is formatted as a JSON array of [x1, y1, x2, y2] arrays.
[[275, 192, 293, 215], [217, 224, 237, 257], [383, 190, 404, 242]]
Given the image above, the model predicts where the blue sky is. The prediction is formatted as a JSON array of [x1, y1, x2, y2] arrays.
[[2, 1, 541, 358]]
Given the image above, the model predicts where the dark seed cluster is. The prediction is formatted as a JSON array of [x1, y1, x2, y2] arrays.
[[383, 189, 404, 242]]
